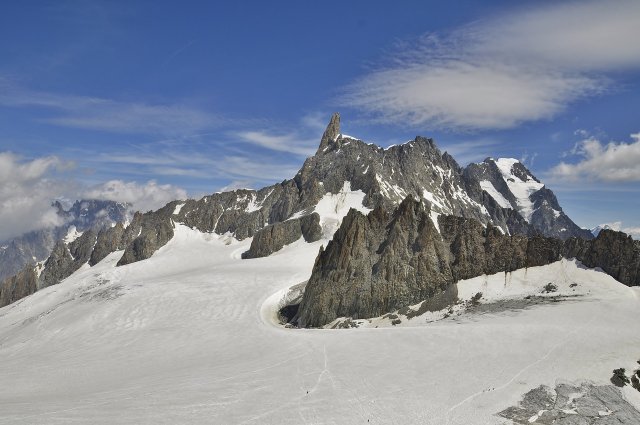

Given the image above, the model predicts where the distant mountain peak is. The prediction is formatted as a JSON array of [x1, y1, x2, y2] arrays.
[[591, 222, 621, 237]]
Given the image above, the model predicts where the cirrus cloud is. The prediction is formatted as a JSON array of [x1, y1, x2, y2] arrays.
[[342, 1, 640, 131], [0, 77, 221, 136]]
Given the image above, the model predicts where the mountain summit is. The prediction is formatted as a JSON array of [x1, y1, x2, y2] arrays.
[[1, 115, 592, 307]]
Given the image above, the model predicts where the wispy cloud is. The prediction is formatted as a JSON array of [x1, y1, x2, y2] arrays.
[[233, 112, 332, 158], [342, 1, 640, 131], [235, 131, 317, 157], [548, 133, 640, 183], [215, 155, 299, 182], [162, 39, 197, 67], [438, 138, 502, 165], [0, 78, 221, 136]]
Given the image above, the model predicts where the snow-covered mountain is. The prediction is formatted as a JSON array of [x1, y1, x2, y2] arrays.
[[1, 114, 640, 423], [0, 114, 598, 309], [0, 200, 130, 282], [465, 158, 592, 240], [592, 223, 621, 237]]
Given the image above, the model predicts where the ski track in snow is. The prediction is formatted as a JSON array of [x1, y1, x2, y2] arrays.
[[443, 310, 598, 424], [1, 224, 640, 424]]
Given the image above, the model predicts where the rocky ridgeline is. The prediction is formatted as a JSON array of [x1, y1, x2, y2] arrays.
[[294, 197, 640, 328], [0, 200, 129, 282], [0, 186, 325, 307], [465, 159, 592, 240], [0, 114, 599, 308]]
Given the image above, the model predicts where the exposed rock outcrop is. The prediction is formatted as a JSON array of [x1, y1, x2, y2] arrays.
[[0, 264, 37, 308], [39, 230, 97, 289], [242, 213, 322, 259], [565, 229, 640, 287], [100, 114, 592, 270], [295, 197, 638, 327], [117, 205, 176, 266], [89, 223, 126, 266], [499, 383, 640, 424]]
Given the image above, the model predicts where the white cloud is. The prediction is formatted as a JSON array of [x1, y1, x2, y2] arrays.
[[218, 180, 253, 192], [593, 221, 640, 239], [474, 2, 640, 71], [0, 153, 72, 241], [342, 1, 640, 131], [235, 131, 317, 157], [0, 78, 220, 136], [624, 227, 640, 239], [83, 180, 187, 213], [548, 133, 640, 183], [0, 151, 189, 241], [520, 151, 538, 169], [216, 156, 299, 182]]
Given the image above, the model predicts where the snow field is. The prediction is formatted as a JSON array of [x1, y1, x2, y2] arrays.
[[0, 224, 639, 424]]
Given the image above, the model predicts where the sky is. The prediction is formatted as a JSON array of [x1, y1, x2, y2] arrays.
[[1, 0, 639, 241]]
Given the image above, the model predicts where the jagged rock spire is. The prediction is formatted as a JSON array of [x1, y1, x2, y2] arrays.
[[316, 113, 341, 154]]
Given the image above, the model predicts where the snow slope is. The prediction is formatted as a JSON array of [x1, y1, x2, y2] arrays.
[[494, 158, 544, 221], [479, 180, 510, 209], [1, 224, 639, 424]]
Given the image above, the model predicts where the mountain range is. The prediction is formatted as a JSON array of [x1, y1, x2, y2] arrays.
[[1, 114, 640, 423], [2, 113, 633, 311], [0, 200, 129, 282]]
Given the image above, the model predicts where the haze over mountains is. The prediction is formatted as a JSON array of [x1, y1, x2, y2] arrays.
[[0, 200, 129, 282]]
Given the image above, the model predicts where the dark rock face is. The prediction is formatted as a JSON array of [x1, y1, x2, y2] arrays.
[[242, 213, 322, 259], [90, 223, 126, 266], [38, 230, 97, 289], [117, 205, 176, 266], [295, 197, 638, 327], [316, 112, 341, 154], [565, 229, 640, 287], [499, 383, 640, 424], [0, 265, 37, 308]]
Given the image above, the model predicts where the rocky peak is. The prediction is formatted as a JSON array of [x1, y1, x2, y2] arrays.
[[1, 114, 597, 309], [463, 158, 591, 240], [316, 112, 341, 154]]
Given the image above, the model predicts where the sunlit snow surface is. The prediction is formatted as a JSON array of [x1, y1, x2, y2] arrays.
[[479, 180, 511, 209], [1, 224, 640, 424], [494, 158, 544, 222]]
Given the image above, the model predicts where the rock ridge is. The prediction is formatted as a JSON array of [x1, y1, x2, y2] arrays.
[[294, 196, 639, 327]]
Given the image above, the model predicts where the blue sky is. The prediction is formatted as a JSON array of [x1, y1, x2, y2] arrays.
[[1, 0, 639, 240]]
